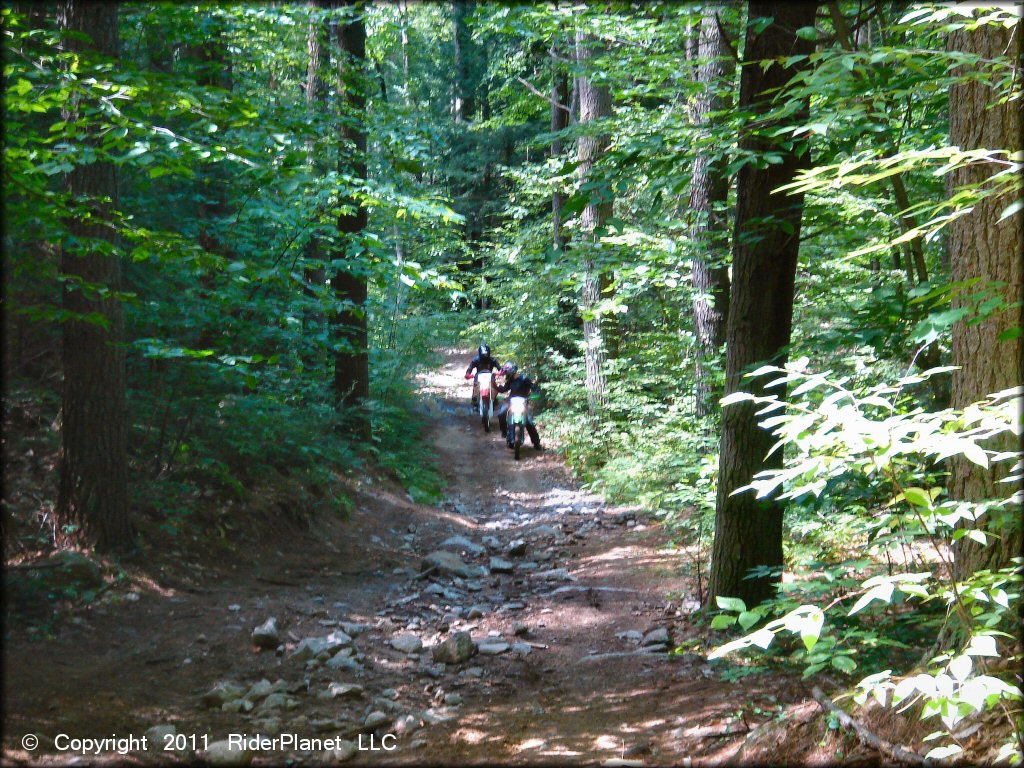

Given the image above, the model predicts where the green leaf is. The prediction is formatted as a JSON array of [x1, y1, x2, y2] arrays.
[[711, 614, 737, 630], [737, 611, 761, 630], [716, 596, 747, 613], [997, 199, 1023, 222], [831, 655, 857, 674], [902, 487, 932, 509]]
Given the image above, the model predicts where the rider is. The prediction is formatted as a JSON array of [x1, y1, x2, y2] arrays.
[[464, 344, 501, 409], [496, 361, 542, 450]]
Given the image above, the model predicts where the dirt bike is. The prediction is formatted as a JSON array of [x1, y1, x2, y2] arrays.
[[477, 371, 496, 432], [506, 395, 530, 460]]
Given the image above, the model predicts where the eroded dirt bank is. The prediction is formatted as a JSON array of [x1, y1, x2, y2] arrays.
[[3, 350, 810, 767]]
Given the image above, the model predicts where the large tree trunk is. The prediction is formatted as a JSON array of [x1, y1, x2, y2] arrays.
[[576, 29, 613, 415], [708, 1, 817, 608], [331, 1, 370, 439], [947, 17, 1023, 579], [57, 0, 132, 552], [689, 4, 734, 419]]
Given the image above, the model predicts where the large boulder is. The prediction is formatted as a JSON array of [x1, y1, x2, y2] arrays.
[[432, 632, 476, 665], [421, 551, 487, 579]]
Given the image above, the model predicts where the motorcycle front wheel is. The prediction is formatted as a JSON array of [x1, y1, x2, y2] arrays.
[[514, 424, 524, 460]]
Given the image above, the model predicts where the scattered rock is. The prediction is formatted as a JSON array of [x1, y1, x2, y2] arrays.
[[482, 535, 501, 551], [421, 551, 488, 579], [443, 692, 463, 706], [432, 631, 476, 664], [506, 539, 527, 557], [340, 622, 369, 637], [478, 641, 510, 655], [390, 634, 423, 654], [642, 627, 670, 647], [256, 692, 289, 712], [144, 725, 177, 745], [199, 739, 253, 767], [394, 714, 421, 737], [617, 630, 643, 643], [320, 682, 363, 700], [291, 630, 353, 662], [325, 652, 363, 672], [440, 536, 486, 556], [489, 557, 515, 574], [244, 679, 274, 701], [466, 606, 486, 619], [320, 740, 357, 763], [200, 681, 247, 708], [220, 698, 254, 714], [511, 642, 533, 655], [364, 711, 390, 730], [512, 623, 529, 637], [536, 568, 573, 581]]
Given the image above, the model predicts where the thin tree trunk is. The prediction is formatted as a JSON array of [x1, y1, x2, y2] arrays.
[[57, 0, 132, 551], [947, 17, 1023, 579], [689, 4, 734, 419], [304, 1, 328, 336], [708, 1, 818, 608], [551, 46, 569, 253], [576, 29, 613, 416], [331, 1, 370, 439]]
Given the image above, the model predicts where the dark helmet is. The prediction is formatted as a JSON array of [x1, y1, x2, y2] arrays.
[[502, 361, 518, 376], [479, 344, 490, 357]]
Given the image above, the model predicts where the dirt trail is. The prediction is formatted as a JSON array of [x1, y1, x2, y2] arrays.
[[3, 350, 808, 766]]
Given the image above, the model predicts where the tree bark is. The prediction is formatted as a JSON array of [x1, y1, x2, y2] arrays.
[[57, 0, 132, 551], [947, 17, 1023, 578], [708, 1, 818, 608], [689, 4, 734, 419], [551, 47, 569, 253], [331, 1, 370, 439], [452, 0, 475, 122], [303, 1, 329, 335], [575, 29, 613, 416]]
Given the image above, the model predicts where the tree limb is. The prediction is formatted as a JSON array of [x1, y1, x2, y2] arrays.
[[516, 76, 571, 115], [811, 687, 931, 767]]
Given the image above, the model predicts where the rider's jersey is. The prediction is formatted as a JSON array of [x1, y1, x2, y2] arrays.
[[498, 374, 538, 398], [466, 353, 501, 376]]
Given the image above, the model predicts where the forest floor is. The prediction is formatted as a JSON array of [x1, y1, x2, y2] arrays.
[[3, 350, 864, 766]]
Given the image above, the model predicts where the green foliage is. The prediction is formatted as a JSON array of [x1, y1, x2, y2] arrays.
[[709, 362, 1022, 760]]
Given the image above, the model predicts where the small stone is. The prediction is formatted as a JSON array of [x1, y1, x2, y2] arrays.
[[482, 535, 501, 550], [466, 606, 486, 619], [249, 618, 278, 651], [144, 725, 176, 745], [642, 627, 670, 647], [460, 666, 484, 678], [506, 539, 527, 557], [325, 682, 364, 700], [326, 652, 362, 671], [478, 641, 510, 655], [394, 714, 420, 737], [512, 623, 529, 637], [537, 568, 572, 581], [381, 688, 399, 700], [340, 622, 369, 636], [291, 630, 352, 662], [489, 557, 515, 574], [321, 740, 357, 763], [511, 642, 532, 655], [364, 711, 390, 729], [443, 692, 463, 706], [432, 631, 476, 664], [391, 634, 423, 654], [228, 604, 241, 612], [440, 536, 486, 556], [421, 551, 487, 579], [257, 692, 289, 711], [245, 679, 274, 701], [221, 698, 254, 713], [200, 681, 246, 708], [200, 739, 252, 767]]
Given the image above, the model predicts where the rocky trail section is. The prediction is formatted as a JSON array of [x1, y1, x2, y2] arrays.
[[4, 350, 808, 767]]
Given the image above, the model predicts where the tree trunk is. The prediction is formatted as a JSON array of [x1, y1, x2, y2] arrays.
[[708, 1, 817, 608], [576, 29, 613, 416], [331, 1, 370, 439], [57, 0, 132, 552], [689, 4, 734, 419], [303, 1, 329, 337], [551, 47, 569, 253], [947, 17, 1023, 579], [452, 0, 475, 122]]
